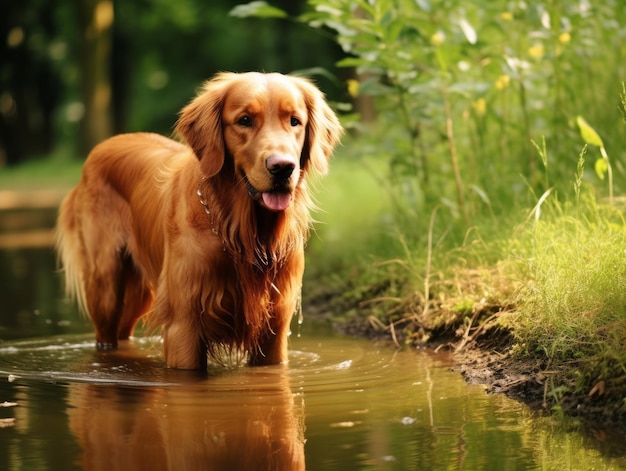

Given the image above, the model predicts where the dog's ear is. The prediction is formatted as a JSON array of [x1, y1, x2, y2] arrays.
[[295, 77, 343, 175], [176, 74, 234, 177]]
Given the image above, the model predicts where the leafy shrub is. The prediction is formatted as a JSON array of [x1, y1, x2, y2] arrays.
[[235, 0, 626, 229]]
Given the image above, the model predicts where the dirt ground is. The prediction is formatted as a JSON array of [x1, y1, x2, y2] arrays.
[[451, 334, 626, 426]]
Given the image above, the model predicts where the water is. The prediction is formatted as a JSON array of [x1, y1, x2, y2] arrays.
[[1, 248, 626, 470]]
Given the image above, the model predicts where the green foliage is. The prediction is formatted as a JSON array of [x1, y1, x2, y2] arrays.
[[575, 116, 604, 148], [576, 116, 612, 200], [2, 0, 345, 165], [236, 0, 626, 228], [230, 1, 288, 18], [119, 0, 341, 134]]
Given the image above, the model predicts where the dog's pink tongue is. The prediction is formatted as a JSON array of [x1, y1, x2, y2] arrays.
[[262, 192, 291, 211]]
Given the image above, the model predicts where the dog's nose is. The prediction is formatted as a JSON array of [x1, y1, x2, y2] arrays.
[[266, 154, 296, 180]]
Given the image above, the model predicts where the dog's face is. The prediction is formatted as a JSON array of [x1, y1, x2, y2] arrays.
[[221, 74, 308, 211], [176, 72, 342, 212]]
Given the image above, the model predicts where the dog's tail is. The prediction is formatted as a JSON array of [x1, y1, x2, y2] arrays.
[[55, 189, 89, 316]]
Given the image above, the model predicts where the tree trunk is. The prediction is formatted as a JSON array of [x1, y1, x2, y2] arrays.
[[74, 0, 114, 156]]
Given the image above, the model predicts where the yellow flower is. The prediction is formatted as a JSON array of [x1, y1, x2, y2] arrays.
[[472, 98, 486, 116], [430, 31, 445, 46], [558, 32, 571, 44], [528, 43, 544, 60], [346, 79, 359, 98], [495, 75, 510, 90], [501, 12, 513, 21]]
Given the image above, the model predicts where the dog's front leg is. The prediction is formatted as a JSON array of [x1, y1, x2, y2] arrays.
[[249, 310, 292, 366], [249, 266, 303, 366], [163, 318, 207, 370], [250, 278, 302, 366], [154, 282, 208, 370]]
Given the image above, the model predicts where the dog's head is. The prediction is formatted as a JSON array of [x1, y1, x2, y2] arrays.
[[176, 72, 343, 211]]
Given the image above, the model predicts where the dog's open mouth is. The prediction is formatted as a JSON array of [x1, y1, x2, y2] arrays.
[[244, 175, 292, 211]]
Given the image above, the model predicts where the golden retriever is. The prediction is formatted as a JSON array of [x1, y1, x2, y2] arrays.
[[56, 72, 342, 369]]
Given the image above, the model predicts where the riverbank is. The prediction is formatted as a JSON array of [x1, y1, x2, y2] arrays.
[[303, 148, 626, 429], [304, 272, 626, 429]]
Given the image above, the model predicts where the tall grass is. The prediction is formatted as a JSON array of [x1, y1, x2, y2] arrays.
[[512, 193, 626, 360]]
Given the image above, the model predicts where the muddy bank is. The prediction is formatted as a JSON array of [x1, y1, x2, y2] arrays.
[[395, 323, 625, 429], [450, 333, 626, 427], [304, 285, 626, 430]]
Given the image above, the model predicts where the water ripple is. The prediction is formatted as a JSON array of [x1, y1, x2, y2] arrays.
[[0, 332, 448, 400]]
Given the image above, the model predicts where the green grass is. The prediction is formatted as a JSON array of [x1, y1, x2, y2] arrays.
[[307, 144, 398, 263], [510, 193, 626, 370], [0, 151, 83, 190], [302, 141, 410, 318]]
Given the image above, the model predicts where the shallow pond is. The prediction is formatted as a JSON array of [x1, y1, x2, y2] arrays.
[[1, 247, 626, 470]]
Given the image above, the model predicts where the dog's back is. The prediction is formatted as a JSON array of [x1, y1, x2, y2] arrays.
[[55, 133, 188, 347]]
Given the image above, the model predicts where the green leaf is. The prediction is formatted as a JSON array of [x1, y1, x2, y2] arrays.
[[619, 82, 626, 125], [595, 157, 608, 180], [469, 184, 492, 207], [386, 18, 405, 43], [291, 67, 340, 86], [336, 57, 371, 68], [531, 136, 548, 169], [229, 2, 287, 19], [576, 116, 604, 148]]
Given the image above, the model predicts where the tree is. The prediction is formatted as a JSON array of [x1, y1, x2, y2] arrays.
[[73, 0, 114, 155]]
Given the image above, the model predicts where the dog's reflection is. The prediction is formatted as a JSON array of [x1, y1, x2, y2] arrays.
[[68, 365, 305, 470]]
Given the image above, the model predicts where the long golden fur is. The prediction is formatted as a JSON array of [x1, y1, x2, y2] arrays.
[[56, 72, 342, 369]]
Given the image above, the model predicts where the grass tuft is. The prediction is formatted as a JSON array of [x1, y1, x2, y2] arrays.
[[512, 193, 626, 365]]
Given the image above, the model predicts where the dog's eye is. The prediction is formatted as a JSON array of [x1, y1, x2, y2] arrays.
[[237, 116, 253, 127], [290, 116, 302, 127]]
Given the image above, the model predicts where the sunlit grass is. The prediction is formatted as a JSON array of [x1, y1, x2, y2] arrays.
[[310, 146, 389, 250], [310, 131, 626, 399], [511, 194, 626, 366], [302, 139, 411, 319], [306, 139, 400, 272], [0, 148, 82, 190]]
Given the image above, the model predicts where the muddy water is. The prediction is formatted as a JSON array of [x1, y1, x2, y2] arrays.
[[0, 248, 625, 470]]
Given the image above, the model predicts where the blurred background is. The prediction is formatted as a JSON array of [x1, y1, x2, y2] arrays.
[[0, 0, 346, 167]]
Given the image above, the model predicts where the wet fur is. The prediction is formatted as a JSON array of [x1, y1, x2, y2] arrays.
[[56, 72, 342, 369]]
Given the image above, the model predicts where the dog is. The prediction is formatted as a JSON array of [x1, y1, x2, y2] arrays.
[[55, 72, 342, 369]]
